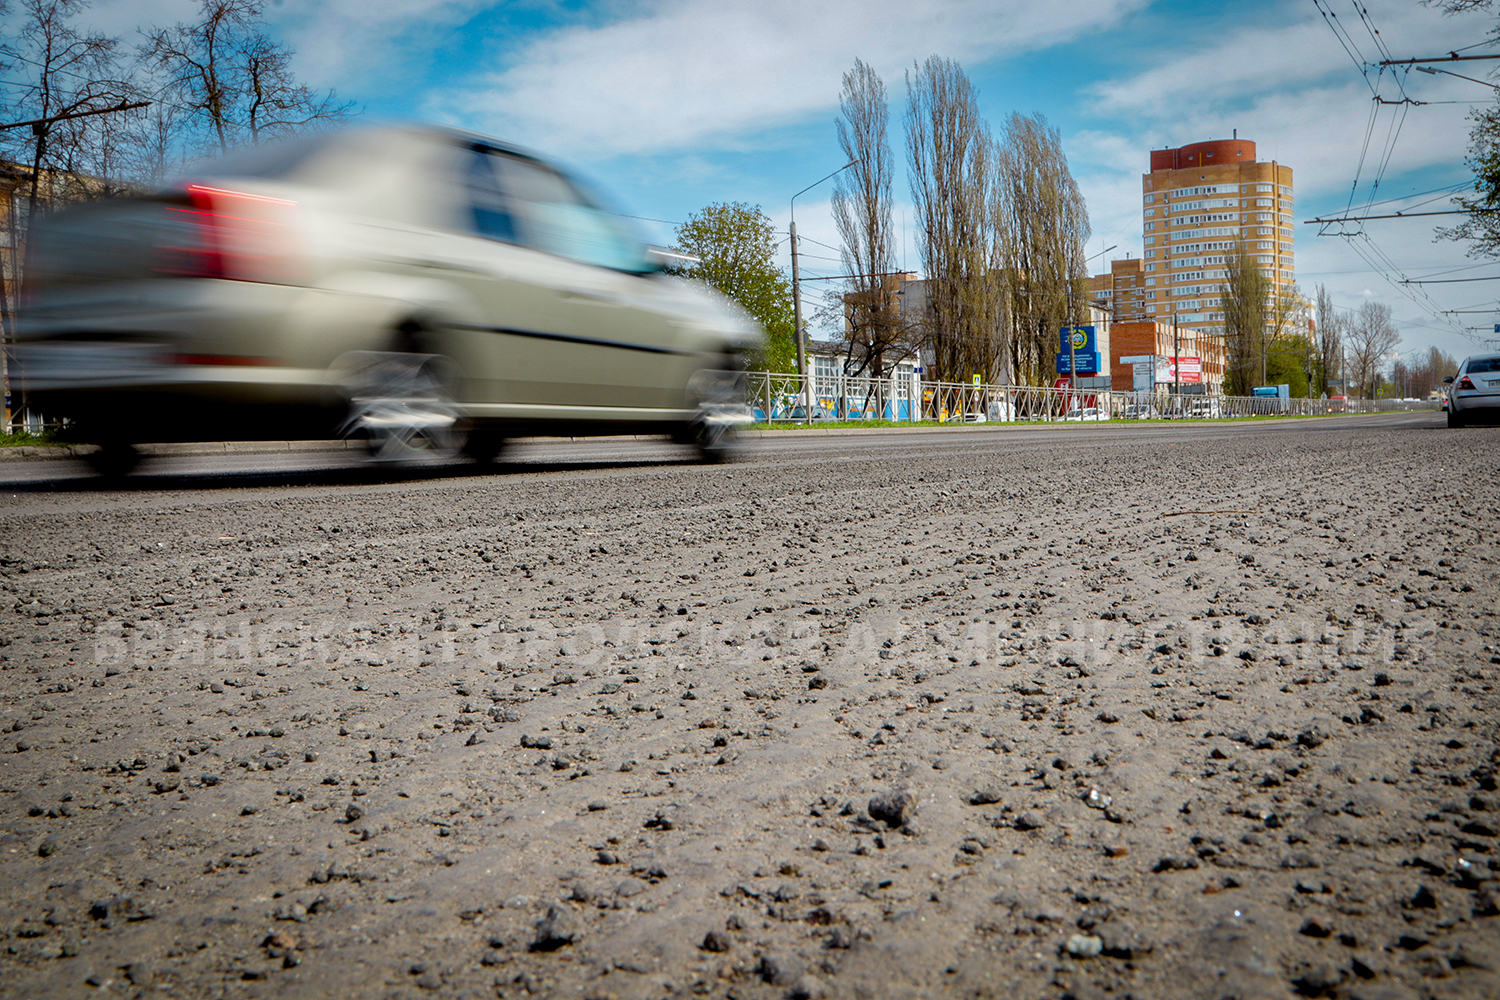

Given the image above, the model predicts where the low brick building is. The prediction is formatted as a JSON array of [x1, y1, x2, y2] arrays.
[[1109, 319, 1225, 395]]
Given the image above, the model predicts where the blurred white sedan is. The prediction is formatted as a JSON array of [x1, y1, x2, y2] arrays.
[[15, 123, 762, 474], [1063, 407, 1109, 422]]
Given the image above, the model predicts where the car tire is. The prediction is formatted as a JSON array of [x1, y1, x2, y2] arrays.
[[688, 417, 738, 464], [85, 440, 141, 479], [462, 428, 507, 464], [1448, 408, 1465, 428]]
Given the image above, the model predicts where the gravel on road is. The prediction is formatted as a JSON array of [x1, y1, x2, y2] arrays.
[[0, 413, 1496, 1000]]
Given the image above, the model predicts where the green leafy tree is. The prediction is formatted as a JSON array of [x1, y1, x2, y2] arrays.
[[672, 202, 795, 372], [1436, 101, 1500, 257], [1429, 1, 1500, 254]]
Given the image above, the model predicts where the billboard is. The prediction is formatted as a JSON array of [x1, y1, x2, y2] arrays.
[[1154, 356, 1202, 384]]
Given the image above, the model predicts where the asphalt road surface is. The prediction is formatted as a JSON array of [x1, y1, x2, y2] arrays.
[[1, 412, 1497, 1000]]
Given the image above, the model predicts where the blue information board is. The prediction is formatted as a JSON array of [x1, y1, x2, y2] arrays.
[[1059, 325, 1097, 354], [1057, 351, 1101, 374]]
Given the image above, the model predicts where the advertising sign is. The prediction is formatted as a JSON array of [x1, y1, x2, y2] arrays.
[[1059, 325, 1097, 354], [1056, 351, 1101, 374], [1154, 356, 1203, 384]]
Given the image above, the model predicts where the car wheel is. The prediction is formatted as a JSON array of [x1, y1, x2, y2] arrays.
[[85, 440, 141, 479], [683, 366, 746, 463], [688, 417, 739, 463], [338, 350, 466, 462], [1448, 407, 1465, 428], [462, 428, 507, 464]]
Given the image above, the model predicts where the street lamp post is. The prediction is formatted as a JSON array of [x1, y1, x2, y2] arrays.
[[790, 162, 854, 419]]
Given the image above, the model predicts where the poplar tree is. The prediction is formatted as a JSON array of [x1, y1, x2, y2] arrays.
[[832, 58, 910, 381]]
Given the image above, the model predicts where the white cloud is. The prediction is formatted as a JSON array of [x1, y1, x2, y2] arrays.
[[267, 0, 492, 90], [82, 0, 202, 40], [434, 0, 1148, 156]]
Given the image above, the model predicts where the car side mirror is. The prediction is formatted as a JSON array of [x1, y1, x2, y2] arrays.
[[1443, 376, 1453, 384]]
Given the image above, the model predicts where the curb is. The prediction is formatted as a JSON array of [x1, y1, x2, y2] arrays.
[[0, 440, 362, 462], [0, 411, 1436, 462]]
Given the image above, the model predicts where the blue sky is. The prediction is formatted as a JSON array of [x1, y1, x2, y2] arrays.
[[89, 0, 1500, 364]]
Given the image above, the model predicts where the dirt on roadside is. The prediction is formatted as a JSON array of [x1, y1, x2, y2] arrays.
[[0, 419, 1496, 1000]]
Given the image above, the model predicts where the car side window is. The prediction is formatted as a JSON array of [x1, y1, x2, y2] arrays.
[[487, 152, 647, 273], [465, 149, 518, 243]]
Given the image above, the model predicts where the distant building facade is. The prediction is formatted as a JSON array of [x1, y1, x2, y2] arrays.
[[1109, 319, 1226, 396], [1143, 138, 1293, 337], [1093, 138, 1294, 346], [1087, 258, 1148, 324]]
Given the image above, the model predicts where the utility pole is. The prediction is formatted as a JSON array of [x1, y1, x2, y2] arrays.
[[790, 219, 806, 416], [1173, 314, 1180, 401], [788, 161, 854, 421], [1068, 326, 1077, 410]]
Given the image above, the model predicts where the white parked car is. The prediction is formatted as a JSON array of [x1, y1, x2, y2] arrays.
[[1063, 407, 1108, 422], [15, 123, 762, 474], [1444, 354, 1500, 427], [986, 399, 1016, 422]]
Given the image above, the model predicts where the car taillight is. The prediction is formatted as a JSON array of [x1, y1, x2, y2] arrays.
[[1458, 376, 1477, 391], [155, 184, 299, 283]]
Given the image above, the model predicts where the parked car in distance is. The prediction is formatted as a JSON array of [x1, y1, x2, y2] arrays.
[[15, 123, 762, 474], [986, 400, 1016, 423], [1444, 353, 1500, 427], [1189, 399, 1224, 419], [1064, 407, 1108, 422], [1122, 404, 1160, 419]]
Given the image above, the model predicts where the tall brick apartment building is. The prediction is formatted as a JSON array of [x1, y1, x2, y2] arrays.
[[1089, 137, 1293, 394]]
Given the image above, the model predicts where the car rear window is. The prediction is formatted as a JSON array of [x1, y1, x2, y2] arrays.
[[1465, 356, 1500, 373]]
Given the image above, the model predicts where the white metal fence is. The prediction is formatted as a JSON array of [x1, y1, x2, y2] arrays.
[[742, 371, 1440, 424]]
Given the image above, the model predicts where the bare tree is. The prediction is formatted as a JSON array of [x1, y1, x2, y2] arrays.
[[1, 0, 137, 218], [143, 0, 353, 157], [1345, 301, 1399, 399], [995, 112, 1090, 385], [905, 56, 996, 384], [832, 58, 911, 382]]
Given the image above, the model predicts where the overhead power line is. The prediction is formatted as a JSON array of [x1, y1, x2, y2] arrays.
[[1400, 275, 1500, 284], [1416, 65, 1500, 89], [1378, 53, 1500, 65], [1306, 209, 1465, 223]]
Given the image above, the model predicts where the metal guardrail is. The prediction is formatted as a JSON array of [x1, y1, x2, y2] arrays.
[[742, 371, 1440, 424]]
